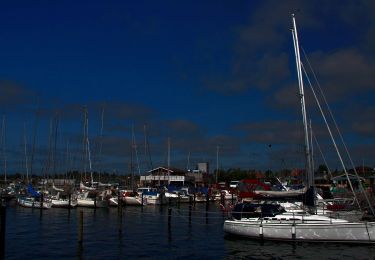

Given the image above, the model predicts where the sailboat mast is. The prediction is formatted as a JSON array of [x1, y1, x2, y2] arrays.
[[1, 115, 6, 183], [291, 14, 313, 188], [216, 145, 219, 184]]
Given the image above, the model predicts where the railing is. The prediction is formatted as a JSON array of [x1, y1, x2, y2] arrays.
[[140, 175, 185, 181]]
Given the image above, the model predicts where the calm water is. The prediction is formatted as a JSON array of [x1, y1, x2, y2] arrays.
[[3, 202, 375, 259]]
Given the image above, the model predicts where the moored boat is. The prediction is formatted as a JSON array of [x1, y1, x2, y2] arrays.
[[223, 202, 375, 243]]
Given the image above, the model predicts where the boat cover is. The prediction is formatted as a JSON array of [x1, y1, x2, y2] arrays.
[[27, 184, 41, 198]]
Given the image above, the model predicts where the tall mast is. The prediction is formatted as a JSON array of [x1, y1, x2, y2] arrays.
[[291, 14, 313, 188], [23, 122, 29, 184], [167, 137, 170, 185], [1, 115, 6, 183], [216, 145, 219, 183]]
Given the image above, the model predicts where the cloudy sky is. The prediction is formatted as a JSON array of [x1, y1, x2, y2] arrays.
[[0, 0, 374, 175]]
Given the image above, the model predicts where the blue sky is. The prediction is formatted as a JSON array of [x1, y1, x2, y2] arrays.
[[0, 0, 374, 175]]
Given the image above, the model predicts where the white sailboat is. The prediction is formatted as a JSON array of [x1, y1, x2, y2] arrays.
[[223, 14, 375, 243]]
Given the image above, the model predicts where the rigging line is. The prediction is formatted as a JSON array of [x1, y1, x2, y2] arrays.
[[132, 125, 141, 175], [98, 105, 105, 179], [144, 124, 153, 171], [23, 121, 29, 184], [30, 108, 39, 177], [301, 63, 362, 211], [301, 47, 375, 216], [312, 132, 333, 179], [1, 115, 6, 183]]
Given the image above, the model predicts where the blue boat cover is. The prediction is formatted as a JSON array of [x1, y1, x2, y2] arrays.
[[27, 184, 40, 198]]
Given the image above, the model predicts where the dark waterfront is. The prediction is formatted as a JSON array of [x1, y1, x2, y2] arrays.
[[2, 202, 375, 259]]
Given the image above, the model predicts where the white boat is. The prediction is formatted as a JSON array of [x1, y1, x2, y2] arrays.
[[121, 191, 146, 206], [223, 14, 375, 243], [216, 190, 237, 201], [51, 192, 78, 208], [223, 202, 375, 243], [17, 196, 52, 209], [137, 187, 167, 205], [254, 187, 307, 199], [77, 190, 108, 208]]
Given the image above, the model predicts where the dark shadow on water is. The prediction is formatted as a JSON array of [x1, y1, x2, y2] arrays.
[[77, 243, 83, 260]]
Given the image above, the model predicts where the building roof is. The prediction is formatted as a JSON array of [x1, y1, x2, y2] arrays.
[[148, 166, 185, 175]]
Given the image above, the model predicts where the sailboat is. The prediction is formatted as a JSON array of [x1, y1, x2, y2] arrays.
[[223, 14, 375, 243], [76, 108, 108, 208]]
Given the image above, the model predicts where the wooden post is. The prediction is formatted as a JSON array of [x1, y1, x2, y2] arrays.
[[117, 190, 120, 210], [78, 211, 83, 245], [141, 193, 144, 206], [0, 206, 6, 259], [231, 192, 234, 205], [40, 193, 44, 210], [220, 192, 224, 206], [168, 208, 172, 228], [177, 193, 180, 208], [94, 196, 97, 209], [205, 193, 209, 211], [193, 193, 196, 205], [189, 205, 192, 223], [68, 194, 72, 210]]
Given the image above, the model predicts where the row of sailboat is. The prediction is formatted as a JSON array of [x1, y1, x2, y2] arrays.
[[6, 180, 235, 209]]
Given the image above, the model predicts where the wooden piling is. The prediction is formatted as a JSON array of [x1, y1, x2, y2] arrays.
[[168, 208, 172, 228], [78, 211, 83, 245], [40, 193, 44, 210], [0, 206, 6, 259], [189, 205, 192, 223], [68, 194, 72, 210], [94, 196, 97, 209], [205, 193, 209, 211]]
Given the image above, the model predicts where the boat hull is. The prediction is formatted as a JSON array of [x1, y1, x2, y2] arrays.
[[123, 196, 145, 206], [51, 199, 78, 208], [17, 197, 52, 209], [77, 198, 108, 208], [223, 220, 375, 243]]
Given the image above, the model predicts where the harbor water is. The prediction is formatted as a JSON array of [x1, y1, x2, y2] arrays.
[[3, 202, 375, 259]]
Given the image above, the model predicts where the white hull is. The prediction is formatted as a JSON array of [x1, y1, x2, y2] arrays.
[[123, 196, 145, 206], [17, 197, 52, 209], [77, 198, 108, 208], [254, 187, 307, 198], [224, 219, 375, 243], [51, 199, 78, 208]]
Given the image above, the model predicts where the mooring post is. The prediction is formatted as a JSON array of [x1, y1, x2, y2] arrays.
[[117, 190, 122, 216], [78, 211, 83, 245], [193, 193, 196, 205], [40, 193, 44, 210], [141, 193, 144, 206], [168, 208, 172, 228], [94, 196, 97, 209], [0, 205, 6, 259], [68, 193, 72, 211], [189, 204, 192, 223], [231, 192, 234, 205], [205, 193, 209, 211]]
